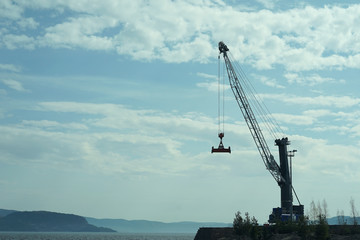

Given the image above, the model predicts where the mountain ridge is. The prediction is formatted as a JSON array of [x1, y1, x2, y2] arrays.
[[86, 217, 231, 233], [0, 210, 115, 232], [2, 209, 359, 234], [0, 209, 230, 233]]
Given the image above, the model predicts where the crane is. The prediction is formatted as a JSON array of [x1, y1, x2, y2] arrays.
[[217, 41, 303, 222]]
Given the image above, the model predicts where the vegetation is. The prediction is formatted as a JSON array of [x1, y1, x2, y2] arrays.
[[233, 198, 360, 240], [233, 211, 261, 239], [350, 197, 359, 226]]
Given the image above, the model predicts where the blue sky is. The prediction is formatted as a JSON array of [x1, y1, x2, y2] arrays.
[[1, 0, 360, 224]]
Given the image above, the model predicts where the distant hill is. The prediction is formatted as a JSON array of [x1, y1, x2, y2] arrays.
[[3, 208, 359, 234], [0, 209, 16, 218], [86, 217, 231, 233], [0, 209, 229, 233], [327, 215, 360, 225], [87, 216, 360, 233], [0, 211, 115, 232]]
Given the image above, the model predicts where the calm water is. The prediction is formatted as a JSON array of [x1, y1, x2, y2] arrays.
[[0, 232, 195, 240]]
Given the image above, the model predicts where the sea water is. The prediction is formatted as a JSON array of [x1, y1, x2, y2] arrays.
[[0, 232, 195, 240]]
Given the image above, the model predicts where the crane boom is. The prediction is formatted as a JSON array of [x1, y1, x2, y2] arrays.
[[218, 42, 303, 221], [219, 41, 283, 184]]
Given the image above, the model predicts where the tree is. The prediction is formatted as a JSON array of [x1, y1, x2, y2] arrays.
[[350, 197, 359, 225], [233, 211, 260, 240], [233, 211, 244, 235], [297, 215, 310, 240], [309, 200, 318, 224], [309, 199, 329, 225], [250, 216, 260, 240], [337, 209, 346, 225], [308, 199, 329, 239], [322, 199, 329, 222], [315, 213, 329, 240]]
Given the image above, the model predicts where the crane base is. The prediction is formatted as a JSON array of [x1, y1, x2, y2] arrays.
[[211, 146, 231, 153]]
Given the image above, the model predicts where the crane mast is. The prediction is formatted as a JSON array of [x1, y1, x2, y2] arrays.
[[218, 41, 303, 221]]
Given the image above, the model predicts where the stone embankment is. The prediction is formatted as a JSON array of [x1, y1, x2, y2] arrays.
[[194, 228, 237, 240]]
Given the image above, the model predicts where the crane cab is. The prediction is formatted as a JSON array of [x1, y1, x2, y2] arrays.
[[211, 133, 231, 153]]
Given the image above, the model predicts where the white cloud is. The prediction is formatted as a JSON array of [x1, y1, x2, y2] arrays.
[[0, 108, 5, 119], [196, 81, 219, 92], [0, 0, 23, 20], [17, 17, 38, 29], [196, 72, 231, 92], [22, 120, 88, 130], [1, 99, 360, 221], [0, 63, 21, 72], [350, 124, 360, 138], [1, 1, 359, 71], [0, 101, 256, 177], [36, 102, 218, 139], [15, 102, 217, 174], [260, 93, 360, 108], [1, 0, 360, 222], [2, 34, 35, 50], [41, 16, 117, 50], [302, 109, 333, 118], [3, 100, 359, 193], [285, 73, 335, 86], [255, 0, 279, 9], [255, 74, 285, 89], [23, 101, 360, 183], [197, 72, 217, 80], [287, 109, 360, 137], [310, 125, 349, 134], [2, 79, 28, 92], [272, 113, 315, 125], [291, 135, 360, 183]]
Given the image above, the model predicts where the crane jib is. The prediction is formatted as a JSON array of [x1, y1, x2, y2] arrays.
[[217, 41, 303, 221], [220, 42, 282, 183]]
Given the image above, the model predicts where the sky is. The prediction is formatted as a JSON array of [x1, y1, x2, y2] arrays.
[[1, 0, 360, 224]]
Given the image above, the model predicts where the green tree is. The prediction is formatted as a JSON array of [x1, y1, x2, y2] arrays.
[[233, 211, 245, 235], [233, 211, 260, 240], [250, 216, 260, 240], [315, 213, 329, 240], [297, 215, 310, 240]]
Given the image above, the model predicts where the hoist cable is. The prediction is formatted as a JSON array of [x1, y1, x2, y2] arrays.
[[242, 68, 282, 139], [218, 55, 221, 134], [222, 58, 226, 134], [228, 52, 284, 140]]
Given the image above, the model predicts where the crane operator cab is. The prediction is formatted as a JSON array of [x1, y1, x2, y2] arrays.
[[211, 132, 231, 153]]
